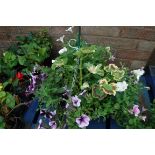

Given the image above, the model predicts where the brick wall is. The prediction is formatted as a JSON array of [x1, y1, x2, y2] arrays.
[[81, 26, 155, 69], [0, 26, 155, 69]]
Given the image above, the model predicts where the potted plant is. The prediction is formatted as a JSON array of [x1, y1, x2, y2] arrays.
[[0, 30, 53, 128], [32, 27, 154, 129]]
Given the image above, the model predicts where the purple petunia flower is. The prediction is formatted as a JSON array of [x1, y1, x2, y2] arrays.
[[72, 95, 81, 107], [25, 74, 37, 94], [49, 121, 57, 129], [37, 119, 44, 129], [50, 110, 56, 116], [76, 114, 90, 128], [40, 109, 56, 119], [65, 103, 69, 109], [25, 65, 47, 95], [39, 73, 47, 81]]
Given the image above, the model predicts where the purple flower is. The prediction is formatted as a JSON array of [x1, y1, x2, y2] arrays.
[[129, 105, 140, 117], [50, 110, 56, 116], [37, 119, 44, 129], [76, 114, 90, 128], [25, 74, 37, 94], [40, 109, 56, 119], [39, 73, 47, 81], [72, 95, 81, 107], [65, 103, 69, 109], [49, 121, 57, 129]]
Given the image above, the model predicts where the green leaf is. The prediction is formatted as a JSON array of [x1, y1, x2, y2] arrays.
[[114, 103, 120, 110], [3, 51, 17, 68], [102, 84, 113, 91], [5, 93, 16, 109], [0, 91, 6, 98], [18, 55, 26, 65], [0, 116, 5, 129]]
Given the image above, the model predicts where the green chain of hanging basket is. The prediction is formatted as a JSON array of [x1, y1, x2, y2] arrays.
[[77, 26, 81, 48], [71, 26, 81, 91]]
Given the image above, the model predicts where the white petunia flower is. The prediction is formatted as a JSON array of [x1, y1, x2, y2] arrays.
[[58, 47, 67, 54], [105, 46, 110, 52], [87, 64, 102, 74], [56, 35, 65, 43], [116, 81, 128, 92], [139, 115, 147, 122], [131, 68, 145, 81], [81, 82, 89, 90], [52, 60, 56, 63], [65, 26, 74, 33], [109, 55, 116, 61]]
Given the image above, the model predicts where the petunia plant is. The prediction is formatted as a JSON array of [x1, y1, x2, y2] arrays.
[[0, 30, 53, 128], [34, 27, 154, 129]]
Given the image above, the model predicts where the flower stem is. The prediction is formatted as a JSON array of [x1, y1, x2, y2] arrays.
[[79, 58, 83, 87]]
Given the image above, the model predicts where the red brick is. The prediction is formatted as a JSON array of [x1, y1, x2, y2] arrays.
[[0, 26, 21, 33], [0, 41, 12, 48], [81, 35, 138, 50], [120, 27, 155, 41], [114, 58, 132, 68], [144, 26, 155, 30], [0, 33, 12, 41], [49, 26, 78, 35], [81, 26, 120, 37], [20, 26, 50, 33], [116, 50, 152, 61], [130, 60, 147, 69], [137, 40, 155, 52]]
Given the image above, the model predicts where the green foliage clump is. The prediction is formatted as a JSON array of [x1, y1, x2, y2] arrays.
[[0, 30, 53, 128]]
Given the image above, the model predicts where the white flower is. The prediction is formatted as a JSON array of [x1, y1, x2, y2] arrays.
[[56, 35, 65, 43], [145, 87, 150, 90], [65, 26, 74, 33], [116, 81, 128, 92], [81, 82, 89, 90], [87, 64, 102, 74], [109, 55, 116, 61], [139, 115, 147, 122], [65, 103, 69, 109], [52, 60, 56, 63], [58, 47, 67, 54], [131, 68, 145, 81], [105, 46, 110, 52]]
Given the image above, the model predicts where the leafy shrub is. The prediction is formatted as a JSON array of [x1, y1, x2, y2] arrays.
[[0, 30, 53, 128]]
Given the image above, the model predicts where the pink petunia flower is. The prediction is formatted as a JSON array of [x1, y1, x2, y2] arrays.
[[129, 105, 140, 117]]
